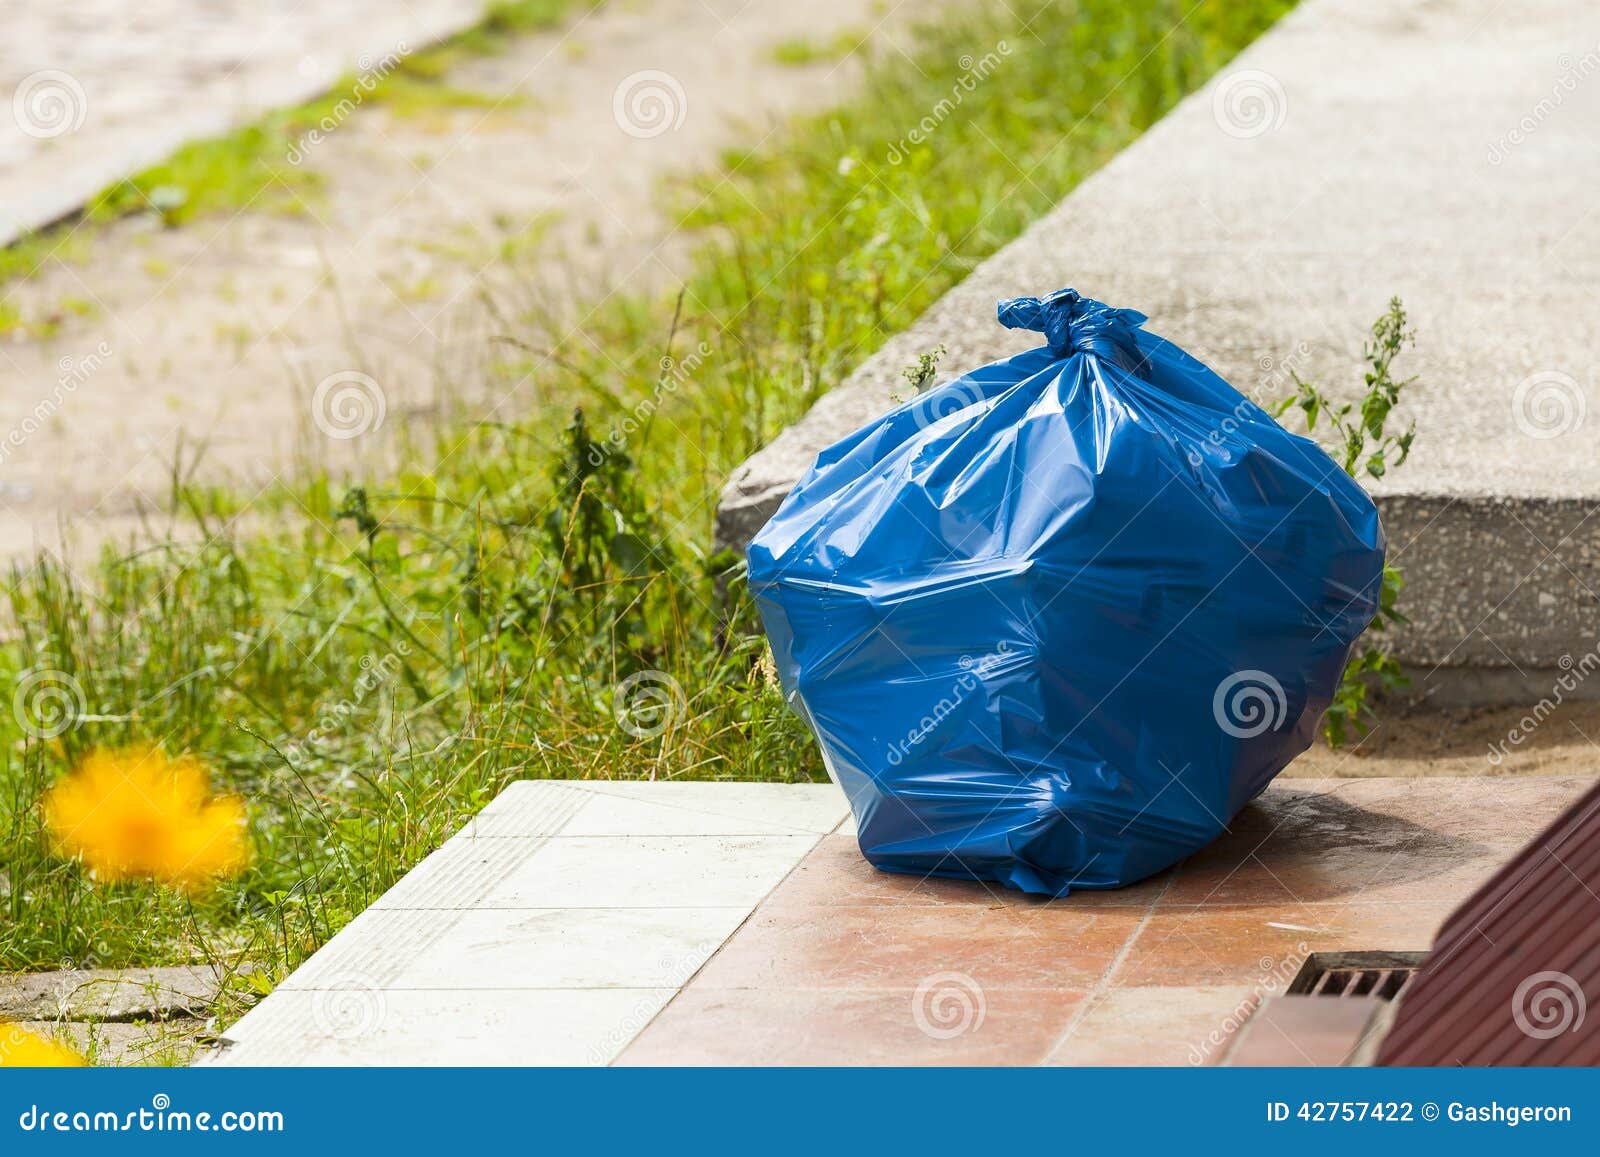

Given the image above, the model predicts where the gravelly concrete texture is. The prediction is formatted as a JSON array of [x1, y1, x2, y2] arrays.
[[0, 0, 486, 246], [0, 964, 229, 1020], [718, 0, 1600, 694]]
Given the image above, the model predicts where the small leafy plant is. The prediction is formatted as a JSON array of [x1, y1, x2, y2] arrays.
[[1274, 297, 1416, 747], [899, 344, 947, 396]]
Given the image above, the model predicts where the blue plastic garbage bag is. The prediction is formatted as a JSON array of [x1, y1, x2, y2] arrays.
[[747, 288, 1384, 896]]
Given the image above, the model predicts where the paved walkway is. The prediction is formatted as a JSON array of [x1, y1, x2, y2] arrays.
[[0, 0, 486, 246], [206, 775, 1587, 1065], [0, 0, 930, 559], [718, 0, 1600, 691]]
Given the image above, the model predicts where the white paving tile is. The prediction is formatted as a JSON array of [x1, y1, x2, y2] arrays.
[[452, 779, 847, 838], [211, 988, 675, 1066], [554, 789, 841, 837], [480, 835, 817, 909], [390, 907, 746, 989], [453, 780, 595, 838], [372, 835, 548, 910], [210, 781, 834, 1066], [276, 909, 466, 991], [567, 781, 847, 834]]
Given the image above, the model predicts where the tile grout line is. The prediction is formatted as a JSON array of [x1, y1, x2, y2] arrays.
[[1037, 871, 1177, 1064], [606, 825, 836, 1065]]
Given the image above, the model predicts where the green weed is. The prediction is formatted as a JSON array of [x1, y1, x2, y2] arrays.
[[0, 0, 1296, 998]]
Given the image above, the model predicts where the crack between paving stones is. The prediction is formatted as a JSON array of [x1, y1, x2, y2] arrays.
[[1041, 870, 1177, 1062], [602, 829, 831, 1064]]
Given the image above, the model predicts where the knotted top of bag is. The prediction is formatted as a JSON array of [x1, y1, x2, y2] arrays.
[[996, 288, 1148, 373]]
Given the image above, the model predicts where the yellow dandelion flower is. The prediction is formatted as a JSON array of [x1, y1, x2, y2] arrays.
[[0, 1021, 87, 1067], [43, 747, 250, 892]]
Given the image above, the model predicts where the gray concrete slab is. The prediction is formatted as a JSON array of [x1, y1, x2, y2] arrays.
[[0, 0, 487, 246], [0, 964, 230, 1021], [718, 0, 1600, 691]]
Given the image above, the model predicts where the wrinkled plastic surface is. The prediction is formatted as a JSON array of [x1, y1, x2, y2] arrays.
[[747, 288, 1384, 896]]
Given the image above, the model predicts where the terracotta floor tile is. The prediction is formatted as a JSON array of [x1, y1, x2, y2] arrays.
[[1330, 777, 1590, 841], [616, 986, 1086, 1066], [765, 835, 1169, 909], [1220, 994, 1386, 1066], [1164, 841, 1518, 908], [1113, 902, 1453, 988], [1225, 784, 1343, 832], [1044, 985, 1264, 1067], [690, 904, 1144, 992]]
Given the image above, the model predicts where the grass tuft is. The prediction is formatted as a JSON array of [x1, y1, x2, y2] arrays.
[[0, 0, 1295, 1001]]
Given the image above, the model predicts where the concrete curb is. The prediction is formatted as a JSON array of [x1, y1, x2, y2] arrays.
[[717, 0, 1600, 701]]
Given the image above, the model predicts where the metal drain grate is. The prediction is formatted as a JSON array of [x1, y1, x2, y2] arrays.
[[1287, 951, 1424, 1001]]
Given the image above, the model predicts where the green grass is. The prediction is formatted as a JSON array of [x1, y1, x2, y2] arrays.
[[0, 0, 1296, 1007], [769, 28, 869, 66]]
